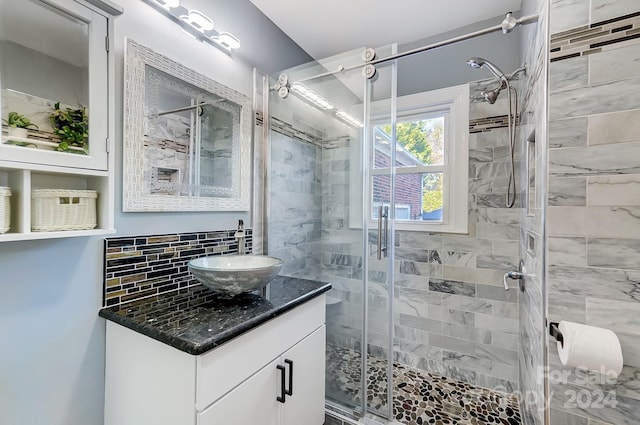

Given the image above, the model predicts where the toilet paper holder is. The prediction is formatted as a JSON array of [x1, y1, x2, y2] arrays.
[[549, 322, 564, 348]]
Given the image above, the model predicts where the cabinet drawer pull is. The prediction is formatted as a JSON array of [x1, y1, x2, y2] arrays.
[[276, 364, 286, 403], [284, 359, 293, 396]]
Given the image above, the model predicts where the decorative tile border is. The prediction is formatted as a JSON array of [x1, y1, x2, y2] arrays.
[[270, 116, 323, 147], [103, 229, 252, 307], [469, 115, 517, 133], [324, 136, 350, 150], [550, 11, 640, 62], [263, 97, 514, 141], [267, 113, 512, 140]]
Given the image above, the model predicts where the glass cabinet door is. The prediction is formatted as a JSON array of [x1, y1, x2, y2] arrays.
[[0, 0, 108, 171]]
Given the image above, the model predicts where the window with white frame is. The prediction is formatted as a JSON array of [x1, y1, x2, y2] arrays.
[[369, 84, 469, 233]]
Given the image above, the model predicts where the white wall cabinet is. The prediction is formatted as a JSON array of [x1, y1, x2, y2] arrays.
[[104, 295, 326, 425], [0, 0, 117, 241]]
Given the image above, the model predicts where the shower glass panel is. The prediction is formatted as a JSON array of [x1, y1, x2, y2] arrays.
[[362, 47, 396, 419], [266, 47, 379, 418], [267, 44, 400, 421]]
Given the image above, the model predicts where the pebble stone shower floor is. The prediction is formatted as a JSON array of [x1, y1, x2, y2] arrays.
[[326, 344, 521, 425]]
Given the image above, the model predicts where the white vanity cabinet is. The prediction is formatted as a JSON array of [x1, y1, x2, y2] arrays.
[[198, 327, 325, 425], [104, 295, 326, 425]]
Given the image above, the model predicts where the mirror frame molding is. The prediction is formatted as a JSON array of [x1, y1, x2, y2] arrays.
[[122, 37, 251, 212]]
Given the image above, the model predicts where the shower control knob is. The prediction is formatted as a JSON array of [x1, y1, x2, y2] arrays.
[[503, 266, 525, 291]]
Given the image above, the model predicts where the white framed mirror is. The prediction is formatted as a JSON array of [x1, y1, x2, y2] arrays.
[[122, 38, 251, 212]]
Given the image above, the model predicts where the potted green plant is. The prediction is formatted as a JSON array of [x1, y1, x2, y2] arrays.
[[2, 111, 38, 139], [50, 102, 88, 154]]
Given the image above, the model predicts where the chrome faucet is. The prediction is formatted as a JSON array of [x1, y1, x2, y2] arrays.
[[235, 219, 246, 254]]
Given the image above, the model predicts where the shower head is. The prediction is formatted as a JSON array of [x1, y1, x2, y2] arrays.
[[466, 57, 507, 81], [481, 85, 503, 104]]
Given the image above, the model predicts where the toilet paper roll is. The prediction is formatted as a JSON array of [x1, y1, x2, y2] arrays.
[[557, 320, 624, 378]]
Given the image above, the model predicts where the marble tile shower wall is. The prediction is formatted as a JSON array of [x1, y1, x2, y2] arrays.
[[517, 1, 547, 424], [548, 2, 640, 425], [267, 123, 323, 278], [387, 82, 522, 394], [269, 124, 366, 350], [317, 135, 365, 352]]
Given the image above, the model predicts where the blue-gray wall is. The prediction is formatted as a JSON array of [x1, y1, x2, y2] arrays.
[[397, 15, 524, 96], [0, 1, 310, 424]]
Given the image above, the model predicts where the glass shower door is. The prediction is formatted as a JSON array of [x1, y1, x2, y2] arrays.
[[361, 45, 397, 420], [266, 45, 398, 422], [266, 48, 372, 418]]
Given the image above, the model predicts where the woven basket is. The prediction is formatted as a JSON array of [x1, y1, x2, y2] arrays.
[[32, 189, 97, 232], [0, 187, 10, 234]]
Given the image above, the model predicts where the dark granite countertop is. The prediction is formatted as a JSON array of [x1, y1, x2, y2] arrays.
[[99, 276, 331, 355]]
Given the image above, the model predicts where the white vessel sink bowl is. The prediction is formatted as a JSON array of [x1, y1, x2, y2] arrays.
[[188, 255, 283, 297]]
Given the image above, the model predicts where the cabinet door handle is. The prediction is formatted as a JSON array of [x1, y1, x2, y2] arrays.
[[284, 359, 293, 396], [276, 364, 286, 403]]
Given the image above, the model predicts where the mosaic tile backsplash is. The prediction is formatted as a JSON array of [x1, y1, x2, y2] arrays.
[[103, 229, 252, 306]]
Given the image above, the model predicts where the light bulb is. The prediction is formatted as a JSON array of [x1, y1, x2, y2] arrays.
[[152, 0, 179, 10], [180, 10, 213, 33], [217, 32, 240, 50]]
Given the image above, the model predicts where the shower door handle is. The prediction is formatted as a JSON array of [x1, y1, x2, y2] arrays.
[[382, 206, 388, 258], [377, 206, 389, 260]]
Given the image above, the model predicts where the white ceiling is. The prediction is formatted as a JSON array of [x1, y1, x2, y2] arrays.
[[248, 0, 523, 59]]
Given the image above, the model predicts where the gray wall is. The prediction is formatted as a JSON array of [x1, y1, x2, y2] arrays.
[[397, 15, 524, 96], [0, 1, 310, 424], [182, 0, 313, 74]]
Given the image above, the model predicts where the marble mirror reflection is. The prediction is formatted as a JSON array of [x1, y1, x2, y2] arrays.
[[123, 38, 251, 212]]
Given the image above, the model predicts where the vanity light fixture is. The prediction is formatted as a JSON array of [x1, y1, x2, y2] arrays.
[[152, 0, 179, 10], [335, 109, 363, 127], [212, 32, 241, 50], [180, 9, 214, 33], [142, 0, 241, 54], [290, 83, 334, 110]]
